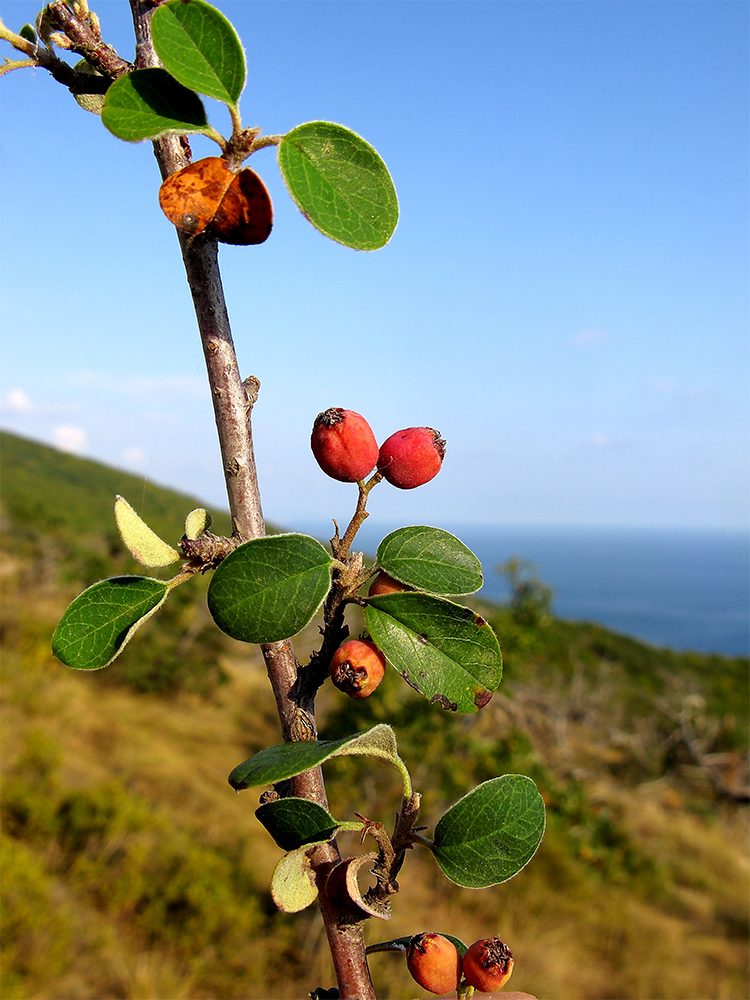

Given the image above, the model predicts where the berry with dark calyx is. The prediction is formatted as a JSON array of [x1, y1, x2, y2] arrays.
[[311, 408, 379, 483], [367, 570, 413, 597], [406, 933, 462, 995], [329, 639, 386, 698], [377, 427, 446, 489], [462, 936, 514, 993]]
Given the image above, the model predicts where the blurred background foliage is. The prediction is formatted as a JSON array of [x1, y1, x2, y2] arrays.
[[1, 431, 748, 999]]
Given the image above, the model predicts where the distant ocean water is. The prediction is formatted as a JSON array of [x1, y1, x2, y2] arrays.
[[296, 522, 750, 657]]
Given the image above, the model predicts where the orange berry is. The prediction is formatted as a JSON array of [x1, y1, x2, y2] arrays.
[[462, 936, 514, 993], [406, 933, 462, 995], [329, 639, 386, 698], [367, 571, 411, 597]]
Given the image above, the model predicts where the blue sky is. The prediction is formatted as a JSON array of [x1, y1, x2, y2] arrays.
[[1, 0, 748, 532]]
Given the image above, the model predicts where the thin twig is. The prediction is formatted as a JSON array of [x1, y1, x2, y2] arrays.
[[335, 472, 383, 560], [46, 0, 131, 79], [0, 12, 118, 92]]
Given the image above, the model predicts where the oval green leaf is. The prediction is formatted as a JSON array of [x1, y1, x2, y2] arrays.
[[256, 798, 343, 852], [365, 593, 501, 713], [228, 724, 409, 793], [151, 0, 245, 105], [433, 775, 546, 888], [278, 122, 398, 250], [376, 526, 483, 596], [207, 533, 333, 643], [52, 576, 168, 670], [270, 843, 323, 913], [101, 68, 208, 142]]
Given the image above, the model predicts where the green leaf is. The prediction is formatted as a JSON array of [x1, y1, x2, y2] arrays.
[[256, 798, 345, 852], [19, 24, 36, 43], [230, 741, 344, 791], [207, 533, 333, 643], [278, 122, 398, 250], [114, 495, 181, 568], [270, 842, 324, 913], [228, 724, 410, 795], [365, 593, 501, 713], [101, 68, 208, 142], [376, 526, 483, 596], [52, 576, 168, 670], [433, 775, 546, 888], [151, 0, 245, 105]]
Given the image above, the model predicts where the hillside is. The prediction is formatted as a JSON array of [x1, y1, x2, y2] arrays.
[[1, 431, 748, 1000], [0, 430, 235, 550]]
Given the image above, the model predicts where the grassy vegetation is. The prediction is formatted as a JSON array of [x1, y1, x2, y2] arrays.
[[0, 430, 234, 550], [1, 431, 748, 999]]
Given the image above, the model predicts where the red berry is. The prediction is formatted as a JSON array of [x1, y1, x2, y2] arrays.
[[311, 408, 378, 483], [462, 937, 514, 993], [329, 639, 386, 698], [367, 571, 412, 597], [406, 933, 462, 995], [377, 427, 445, 489]]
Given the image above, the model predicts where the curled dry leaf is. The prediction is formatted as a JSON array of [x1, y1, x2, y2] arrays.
[[159, 156, 273, 245], [324, 854, 390, 920]]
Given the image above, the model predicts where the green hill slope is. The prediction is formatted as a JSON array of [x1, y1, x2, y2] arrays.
[[1, 431, 748, 1000], [1, 428, 233, 553]]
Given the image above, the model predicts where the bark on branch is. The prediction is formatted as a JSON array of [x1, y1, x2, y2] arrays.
[[126, 3, 377, 995]]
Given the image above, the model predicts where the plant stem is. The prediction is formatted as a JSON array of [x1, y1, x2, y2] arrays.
[[334, 473, 383, 560], [127, 3, 377, 996], [47, 0, 132, 78], [0, 13, 116, 92]]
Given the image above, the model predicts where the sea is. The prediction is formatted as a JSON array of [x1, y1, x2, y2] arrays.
[[295, 522, 749, 657]]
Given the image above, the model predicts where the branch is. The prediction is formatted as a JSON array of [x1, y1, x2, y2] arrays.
[[292, 476, 384, 700], [127, 3, 377, 995], [334, 473, 383, 560], [0, 18, 36, 56], [0, 58, 37, 78], [46, 0, 132, 79], [0, 7, 128, 93]]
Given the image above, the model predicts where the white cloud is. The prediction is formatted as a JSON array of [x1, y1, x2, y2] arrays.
[[570, 328, 608, 348], [52, 424, 87, 454], [66, 372, 204, 397], [2, 388, 33, 413], [591, 433, 611, 447], [121, 446, 147, 468]]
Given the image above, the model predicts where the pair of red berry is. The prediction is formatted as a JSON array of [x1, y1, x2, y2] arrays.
[[407, 933, 514, 995], [311, 407, 445, 489]]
